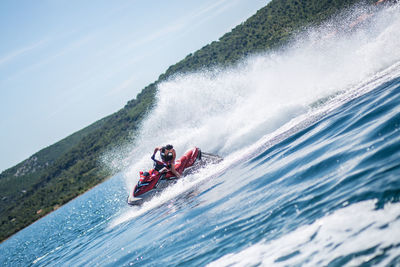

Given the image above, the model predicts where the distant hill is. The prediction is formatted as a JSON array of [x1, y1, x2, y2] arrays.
[[0, 0, 379, 242]]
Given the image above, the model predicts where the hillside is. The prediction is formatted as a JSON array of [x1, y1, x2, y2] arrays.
[[0, 0, 380, 242]]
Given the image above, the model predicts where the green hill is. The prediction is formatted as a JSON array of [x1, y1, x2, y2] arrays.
[[0, 0, 379, 242]]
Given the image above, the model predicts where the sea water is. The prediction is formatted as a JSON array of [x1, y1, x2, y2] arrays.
[[1, 3, 400, 266]]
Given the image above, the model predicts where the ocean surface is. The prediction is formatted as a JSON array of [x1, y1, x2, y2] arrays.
[[1, 3, 400, 267]]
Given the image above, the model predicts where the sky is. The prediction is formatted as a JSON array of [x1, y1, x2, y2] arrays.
[[0, 0, 268, 172]]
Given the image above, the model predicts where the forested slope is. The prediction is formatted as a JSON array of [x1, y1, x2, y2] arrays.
[[1, 0, 379, 242]]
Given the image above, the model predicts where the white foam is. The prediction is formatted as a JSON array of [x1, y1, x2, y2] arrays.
[[208, 200, 400, 267], [32, 245, 63, 265], [105, 3, 400, 224], [109, 160, 228, 228]]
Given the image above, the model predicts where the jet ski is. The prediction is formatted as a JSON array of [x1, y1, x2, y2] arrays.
[[127, 147, 222, 206]]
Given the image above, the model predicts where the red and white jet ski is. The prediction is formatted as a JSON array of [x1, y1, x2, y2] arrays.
[[127, 147, 221, 206]]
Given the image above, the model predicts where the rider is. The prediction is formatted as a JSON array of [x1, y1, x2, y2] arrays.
[[152, 144, 181, 178]]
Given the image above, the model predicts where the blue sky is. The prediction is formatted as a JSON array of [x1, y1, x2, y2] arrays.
[[0, 0, 267, 172]]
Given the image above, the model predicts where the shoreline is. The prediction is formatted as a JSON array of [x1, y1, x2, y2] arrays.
[[1, 174, 115, 244]]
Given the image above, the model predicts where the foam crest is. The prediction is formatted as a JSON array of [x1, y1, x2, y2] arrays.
[[207, 200, 400, 267], [109, 160, 228, 228]]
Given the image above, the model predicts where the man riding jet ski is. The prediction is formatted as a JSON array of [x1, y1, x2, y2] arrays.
[[152, 144, 181, 178], [127, 146, 222, 206]]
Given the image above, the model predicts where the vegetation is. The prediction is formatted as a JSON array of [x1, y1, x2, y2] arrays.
[[0, 0, 380, 242]]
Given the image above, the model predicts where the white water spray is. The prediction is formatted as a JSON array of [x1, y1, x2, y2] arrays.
[[105, 4, 400, 205]]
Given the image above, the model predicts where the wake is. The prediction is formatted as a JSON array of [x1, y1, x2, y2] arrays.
[[106, 3, 400, 226]]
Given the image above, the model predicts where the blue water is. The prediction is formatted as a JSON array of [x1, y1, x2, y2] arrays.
[[2, 4, 400, 267]]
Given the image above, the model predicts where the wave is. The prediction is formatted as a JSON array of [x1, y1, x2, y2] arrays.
[[105, 3, 400, 204], [207, 200, 400, 266]]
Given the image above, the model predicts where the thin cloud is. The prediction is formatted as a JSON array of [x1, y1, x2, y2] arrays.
[[189, 0, 233, 20], [122, 23, 185, 53], [107, 76, 138, 97], [159, 0, 240, 45], [116, 0, 237, 58], [2, 32, 98, 84], [31, 32, 98, 69], [0, 39, 48, 66]]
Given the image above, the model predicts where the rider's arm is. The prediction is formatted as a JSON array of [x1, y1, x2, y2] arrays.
[[170, 149, 181, 178], [172, 149, 176, 161], [152, 147, 161, 158], [170, 164, 181, 178]]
